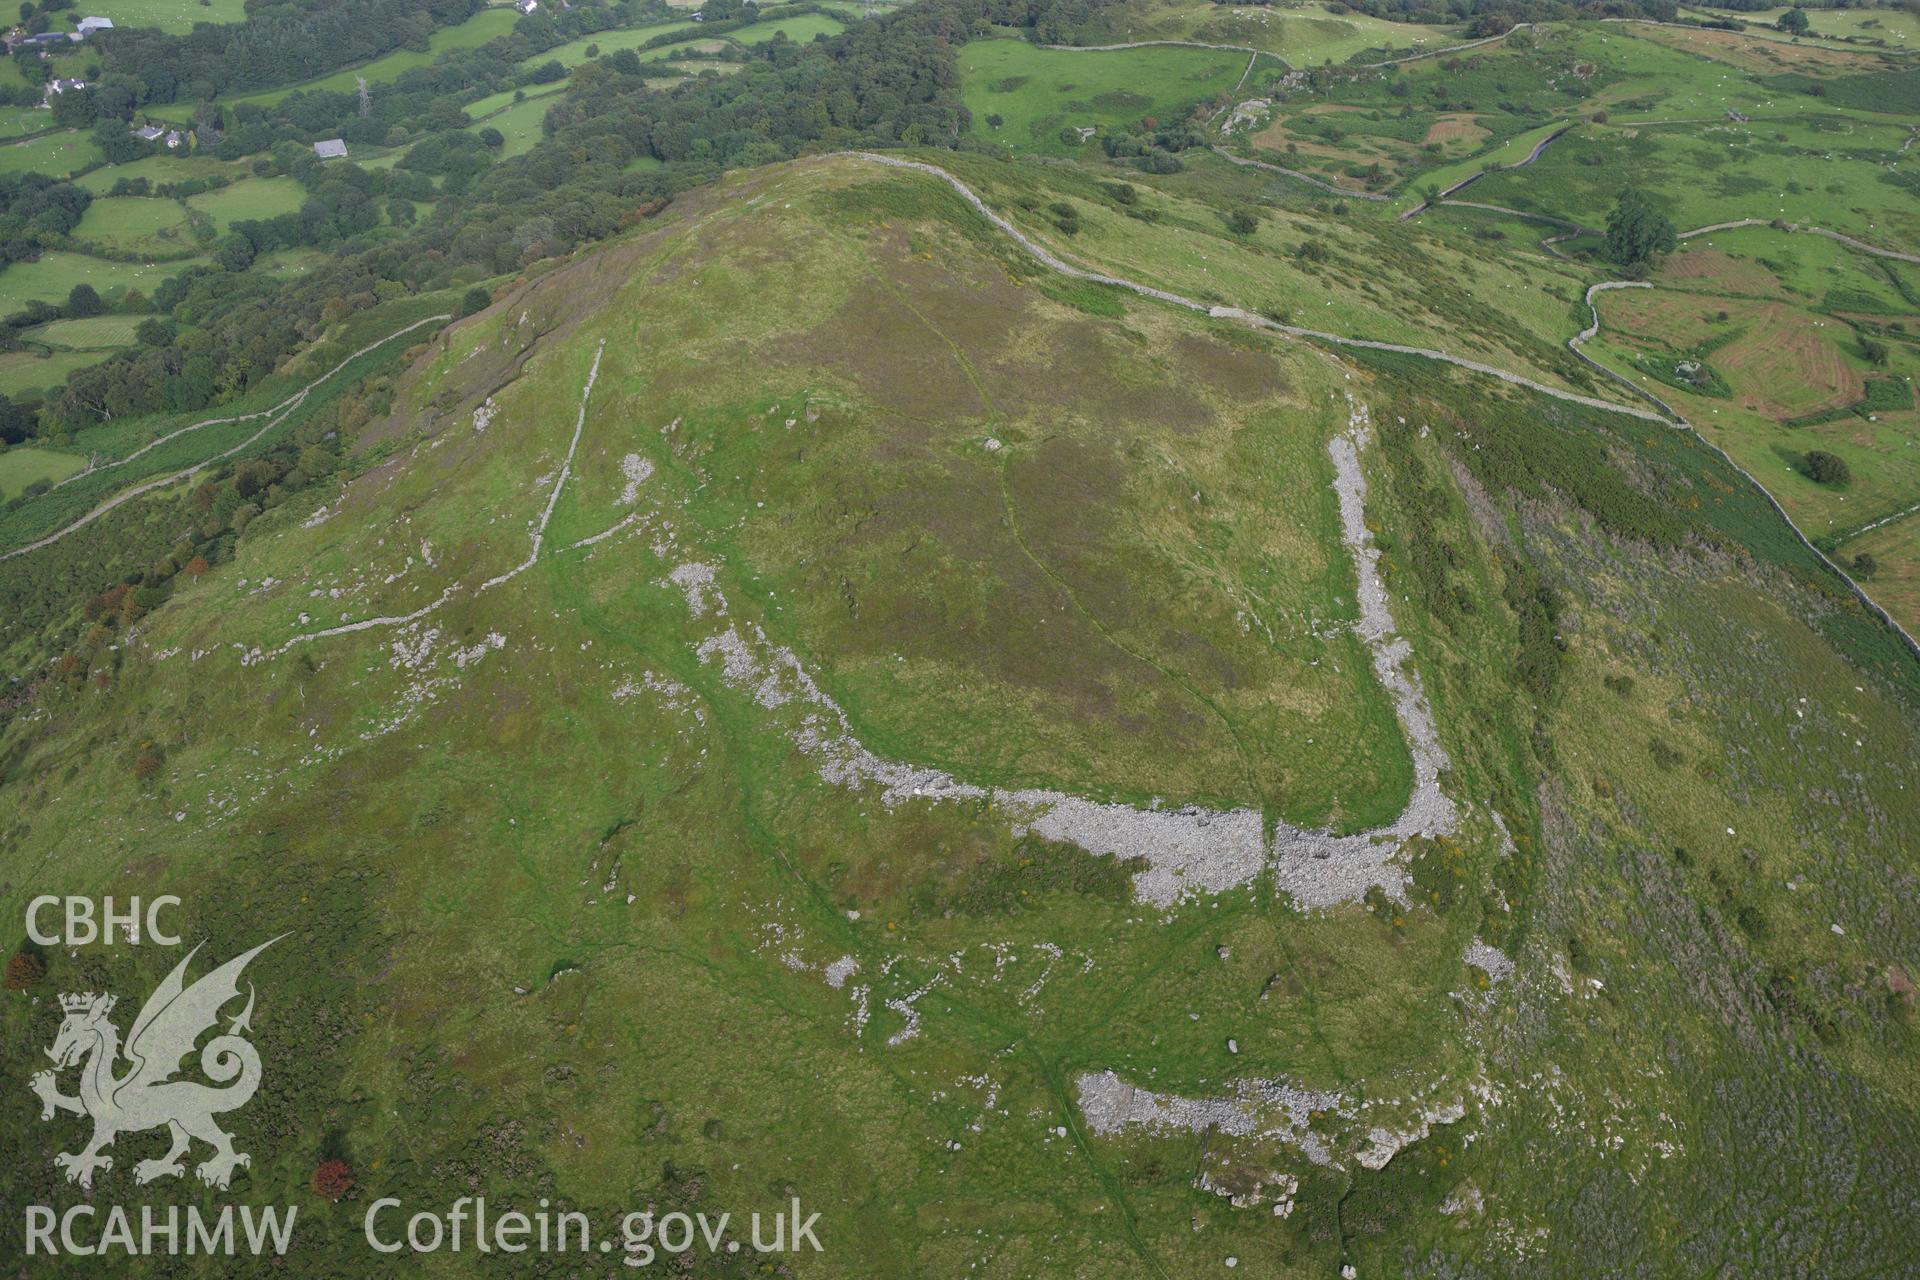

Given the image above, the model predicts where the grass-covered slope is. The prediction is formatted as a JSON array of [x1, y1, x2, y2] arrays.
[[1, 155, 1916, 1276]]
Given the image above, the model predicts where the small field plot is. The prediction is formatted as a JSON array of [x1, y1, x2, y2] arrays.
[[0, 107, 47, 139], [0, 129, 103, 179], [0, 349, 102, 400], [520, 17, 699, 71], [467, 94, 553, 158], [1666, 224, 1919, 314], [74, 153, 238, 193], [185, 176, 308, 229], [26, 314, 146, 350], [642, 36, 729, 57], [69, 196, 197, 256], [1837, 509, 1920, 633], [1587, 280, 1920, 582], [1600, 289, 1865, 419], [465, 84, 561, 117], [1467, 115, 1920, 252], [255, 246, 330, 278], [74, 0, 249, 33], [963, 40, 1247, 155], [735, 12, 844, 44], [0, 252, 204, 311], [0, 445, 86, 499]]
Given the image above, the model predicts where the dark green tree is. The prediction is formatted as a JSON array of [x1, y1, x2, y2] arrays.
[[65, 283, 102, 317], [214, 233, 255, 272], [1604, 188, 1677, 268], [1778, 6, 1809, 34], [0, 391, 34, 444], [1804, 450, 1851, 486]]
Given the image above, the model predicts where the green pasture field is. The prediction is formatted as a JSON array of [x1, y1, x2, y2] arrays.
[[464, 84, 565, 118], [1, 315, 145, 399], [68, 0, 250, 34], [67, 195, 197, 256], [72, 152, 238, 192], [1668, 222, 1919, 311], [184, 175, 309, 228], [0, 350, 105, 399], [1234, 21, 1916, 209], [1835, 506, 1920, 626], [517, 16, 700, 71], [1684, 3, 1920, 46], [1466, 114, 1920, 250], [639, 37, 735, 64], [0, 444, 86, 498], [0, 107, 48, 140], [0, 252, 205, 312], [1082, 0, 1463, 64], [735, 11, 845, 43], [0, 52, 30, 92], [1568, 22, 1907, 116], [963, 39, 1248, 155], [253, 246, 330, 278], [466, 92, 553, 158], [0, 129, 102, 179], [23, 314, 146, 349]]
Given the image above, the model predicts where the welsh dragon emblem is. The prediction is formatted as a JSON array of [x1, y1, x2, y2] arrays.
[[29, 937, 280, 1190]]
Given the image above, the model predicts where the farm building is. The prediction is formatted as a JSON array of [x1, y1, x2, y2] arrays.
[[132, 123, 164, 141], [76, 16, 112, 35], [313, 138, 348, 159]]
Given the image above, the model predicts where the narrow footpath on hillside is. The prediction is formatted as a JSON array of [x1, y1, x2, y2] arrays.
[[0, 314, 451, 563]]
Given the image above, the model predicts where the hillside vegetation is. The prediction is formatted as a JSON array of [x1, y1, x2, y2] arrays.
[[3, 153, 1918, 1276], [2, 1, 1919, 1275]]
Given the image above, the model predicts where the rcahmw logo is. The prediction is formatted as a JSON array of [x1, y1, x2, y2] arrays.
[[23, 935, 299, 1259]]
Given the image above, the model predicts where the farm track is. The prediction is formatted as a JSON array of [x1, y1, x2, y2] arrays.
[[0, 313, 451, 563], [1679, 219, 1920, 265], [848, 152, 1668, 421], [1210, 146, 1391, 199]]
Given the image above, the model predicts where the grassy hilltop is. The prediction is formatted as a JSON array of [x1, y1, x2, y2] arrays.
[[2, 0, 1920, 1273], [1, 152, 1917, 1275]]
